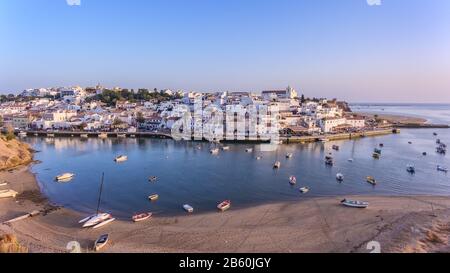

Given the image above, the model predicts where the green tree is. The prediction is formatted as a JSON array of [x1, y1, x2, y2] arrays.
[[136, 112, 145, 124]]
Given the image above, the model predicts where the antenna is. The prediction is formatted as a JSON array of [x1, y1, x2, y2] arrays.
[[96, 172, 105, 215]]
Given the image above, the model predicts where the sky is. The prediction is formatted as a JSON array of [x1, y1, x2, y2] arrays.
[[1, 0, 450, 102]]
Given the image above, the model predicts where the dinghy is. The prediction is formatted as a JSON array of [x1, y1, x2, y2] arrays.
[[55, 173, 75, 181], [94, 234, 109, 251], [286, 153, 293, 159], [0, 189, 18, 198], [114, 155, 128, 162], [273, 161, 281, 169], [341, 199, 369, 208], [149, 194, 159, 201], [366, 176, 377, 185], [336, 173, 344, 182], [299, 187, 310, 194], [132, 212, 152, 222], [183, 204, 194, 213], [217, 200, 231, 212]]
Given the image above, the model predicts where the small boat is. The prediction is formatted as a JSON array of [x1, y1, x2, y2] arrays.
[[0, 189, 18, 198], [79, 214, 96, 224], [379, 143, 384, 147], [366, 176, 377, 185], [18, 131, 27, 138], [183, 204, 194, 213], [299, 187, 310, 194], [93, 217, 115, 229], [273, 161, 281, 169], [94, 234, 109, 251], [433, 132, 438, 136], [332, 145, 339, 151], [222, 146, 230, 151], [406, 164, 416, 173], [47, 133, 55, 137], [436, 139, 441, 144], [114, 155, 128, 162], [374, 148, 382, 155], [149, 176, 158, 182], [348, 158, 354, 162], [117, 134, 127, 138], [82, 213, 112, 228], [55, 173, 75, 181], [132, 212, 152, 222], [130, 134, 136, 138], [341, 199, 369, 208], [210, 148, 219, 154], [256, 156, 262, 160], [319, 138, 329, 143], [80, 134, 88, 138], [437, 166, 448, 173], [149, 194, 159, 201], [422, 152, 427, 156], [286, 153, 293, 159], [289, 176, 297, 185], [325, 156, 334, 165], [245, 148, 253, 153], [98, 133, 108, 139], [436, 146, 446, 154], [372, 152, 380, 159], [408, 141, 412, 144], [336, 173, 344, 182], [0, 182, 8, 187], [217, 200, 231, 212]]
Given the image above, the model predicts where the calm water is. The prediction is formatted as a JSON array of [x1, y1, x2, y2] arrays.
[[26, 104, 450, 218]]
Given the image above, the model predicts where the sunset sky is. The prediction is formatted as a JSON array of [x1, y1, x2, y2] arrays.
[[1, 0, 449, 102]]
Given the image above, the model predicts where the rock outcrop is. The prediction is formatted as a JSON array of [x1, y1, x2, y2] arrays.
[[0, 136, 33, 171]]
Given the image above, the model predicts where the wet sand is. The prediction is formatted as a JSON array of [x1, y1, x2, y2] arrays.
[[2, 166, 450, 253], [358, 112, 428, 125]]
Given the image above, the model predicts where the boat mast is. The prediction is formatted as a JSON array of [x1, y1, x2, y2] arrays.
[[96, 172, 105, 215]]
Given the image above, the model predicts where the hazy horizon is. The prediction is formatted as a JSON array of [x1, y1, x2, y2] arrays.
[[1, 0, 450, 102]]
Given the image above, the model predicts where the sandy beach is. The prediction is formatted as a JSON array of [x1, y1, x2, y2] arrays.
[[1, 166, 450, 253]]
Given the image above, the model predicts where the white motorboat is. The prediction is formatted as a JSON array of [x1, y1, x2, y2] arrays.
[[437, 165, 448, 173], [245, 148, 253, 153], [222, 146, 230, 151], [0, 189, 18, 198], [55, 173, 75, 181], [273, 161, 281, 169], [286, 153, 293, 159], [114, 155, 128, 162], [183, 204, 194, 213], [18, 131, 27, 138], [341, 199, 369, 208], [82, 213, 112, 228], [210, 148, 219, 154], [336, 173, 344, 182], [299, 187, 310, 194]]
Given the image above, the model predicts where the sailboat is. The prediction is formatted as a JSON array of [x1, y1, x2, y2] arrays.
[[79, 173, 114, 228]]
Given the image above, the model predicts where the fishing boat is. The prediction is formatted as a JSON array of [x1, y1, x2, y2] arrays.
[[245, 148, 253, 153], [325, 155, 334, 165], [183, 204, 194, 213], [83, 213, 112, 228], [366, 176, 377, 185], [132, 212, 152, 222], [332, 145, 340, 151], [55, 173, 75, 181], [289, 176, 297, 185], [372, 152, 380, 159], [437, 166, 448, 173], [98, 133, 108, 139], [0, 189, 18, 198], [286, 153, 293, 159], [222, 146, 230, 151], [336, 173, 344, 182], [217, 200, 231, 211], [93, 217, 115, 229], [149, 194, 159, 201], [210, 148, 219, 154], [94, 234, 109, 251], [114, 155, 128, 162], [18, 131, 27, 138], [148, 176, 158, 182], [299, 187, 310, 194], [406, 164, 416, 173], [341, 199, 369, 208], [273, 161, 281, 169]]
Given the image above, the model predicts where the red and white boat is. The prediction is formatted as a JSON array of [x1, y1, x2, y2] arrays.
[[217, 200, 231, 212], [132, 212, 152, 222], [289, 176, 297, 185]]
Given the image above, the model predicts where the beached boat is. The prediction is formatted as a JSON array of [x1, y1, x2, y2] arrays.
[[332, 145, 339, 151], [406, 164, 416, 173], [93, 217, 115, 229], [245, 148, 253, 153], [83, 213, 112, 228], [217, 200, 231, 211], [94, 234, 109, 251], [0, 189, 18, 198], [341, 199, 369, 208], [183, 204, 194, 213], [98, 133, 108, 139], [148, 194, 159, 201], [437, 165, 448, 173], [286, 153, 293, 159], [55, 173, 75, 181], [366, 176, 377, 185], [289, 176, 297, 185], [0, 182, 9, 187], [132, 212, 152, 222], [336, 173, 344, 182], [114, 155, 128, 162], [299, 187, 310, 194], [210, 148, 219, 154], [273, 161, 281, 169], [149, 176, 158, 182]]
